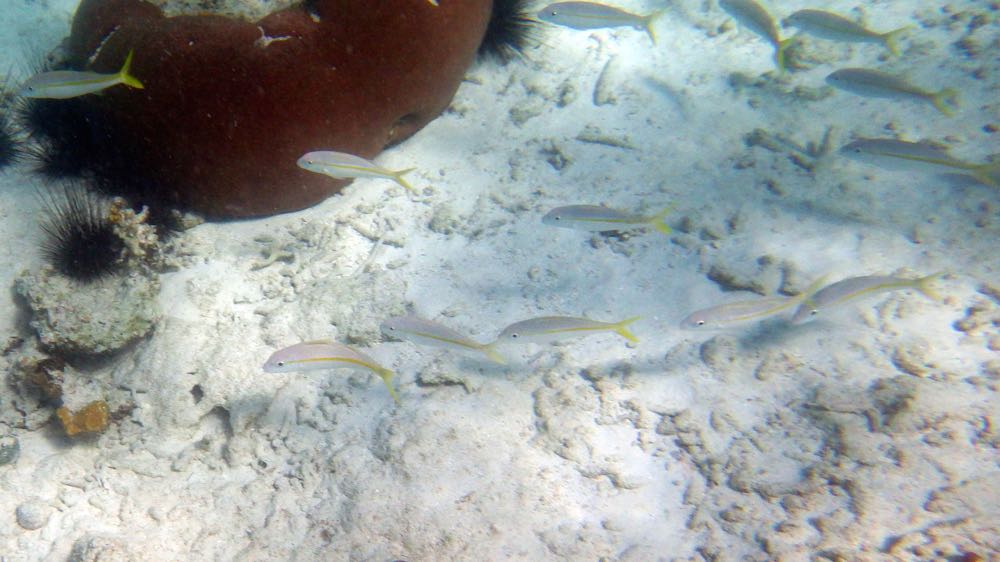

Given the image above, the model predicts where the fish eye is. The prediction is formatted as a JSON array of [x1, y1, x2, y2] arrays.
[[510, 333, 519, 339], [276, 361, 285, 367], [696, 320, 705, 326], [553, 215, 561, 221], [809, 309, 818, 316]]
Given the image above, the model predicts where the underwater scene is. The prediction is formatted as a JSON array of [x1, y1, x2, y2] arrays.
[[0, 0, 997, 560]]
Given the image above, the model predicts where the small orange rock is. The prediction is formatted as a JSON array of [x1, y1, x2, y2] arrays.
[[56, 401, 111, 437]]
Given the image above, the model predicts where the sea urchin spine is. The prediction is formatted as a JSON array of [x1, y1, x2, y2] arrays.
[[38, 187, 125, 281], [478, 0, 541, 63]]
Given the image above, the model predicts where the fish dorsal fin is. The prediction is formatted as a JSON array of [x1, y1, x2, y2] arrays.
[[913, 139, 950, 152], [302, 338, 336, 345]]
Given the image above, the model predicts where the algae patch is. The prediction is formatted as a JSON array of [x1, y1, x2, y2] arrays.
[[56, 400, 111, 437]]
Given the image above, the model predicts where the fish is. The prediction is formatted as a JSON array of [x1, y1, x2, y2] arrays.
[[719, 0, 797, 71], [297, 151, 417, 192], [783, 9, 910, 56], [19, 49, 144, 99], [262, 339, 399, 402], [840, 138, 999, 187], [542, 205, 672, 234], [380, 315, 506, 364], [790, 272, 944, 325], [537, 2, 662, 44], [496, 315, 640, 344], [825, 68, 959, 116], [680, 275, 829, 329]]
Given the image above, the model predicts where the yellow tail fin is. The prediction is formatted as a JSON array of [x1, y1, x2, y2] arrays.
[[118, 49, 144, 90], [648, 205, 674, 235], [881, 26, 912, 57], [377, 368, 400, 403], [931, 88, 959, 116], [796, 273, 832, 302], [774, 37, 797, 72], [970, 159, 1000, 187], [915, 272, 946, 302], [392, 167, 418, 192], [614, 316, 641, 344], [480, 343, 507, 365], [644, 9, 666, 45]]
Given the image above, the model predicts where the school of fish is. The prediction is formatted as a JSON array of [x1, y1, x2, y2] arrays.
[[257, 1, 968, 402], [11, 2, 980, 404]]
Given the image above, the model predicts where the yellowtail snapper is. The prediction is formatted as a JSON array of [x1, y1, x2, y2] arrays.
[[297, 150, 418, 192], [263, 339, 399, 402], [381, 315, 506, 364], [19, 49, 144, 99], [719, 0, 797, 71], [783, 9, 910, 56], [496, 315, 640, 344], [537, 2, 663, 44], [840, 138, 999, 187], [825, 68, 959, 116], [542, 205, 672, 234], [791, 273, 944, 325], [681, 275, 829, 329]]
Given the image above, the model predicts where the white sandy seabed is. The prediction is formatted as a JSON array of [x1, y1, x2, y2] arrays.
[[0, 0, 998, 560]]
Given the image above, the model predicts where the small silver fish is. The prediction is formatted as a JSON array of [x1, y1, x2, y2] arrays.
[[825, 68, 959, 116], [840, 138, 999, 187], [542, 205, 672, 234], [681, 296, 796, 329], [380, 315, 506, 364], [537, 2, 662, 43], [20, 49, 144, 99], [496, 315, 640, 345], [783, 9, 910, 56], [262, 339, 398, 402], [297, 151, 417, 192], [791, 273, 943, 325], [719, 0, 796, 70], [681, 276, 828, 329]]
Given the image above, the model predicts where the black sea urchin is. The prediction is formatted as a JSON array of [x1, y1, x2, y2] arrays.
[[478, 0, 540, 63], [0, 75, 22, 169], [18, 97, 101, 180], [39, 187, 125, 281], [0, 112, 19, 170]]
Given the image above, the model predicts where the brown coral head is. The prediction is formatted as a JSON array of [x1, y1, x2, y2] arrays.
[[50, 0, 493, 218]]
